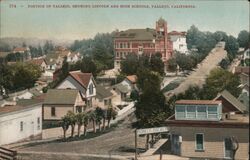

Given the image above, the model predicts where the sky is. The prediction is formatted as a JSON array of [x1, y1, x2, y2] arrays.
[[0, 0, 249, 40]]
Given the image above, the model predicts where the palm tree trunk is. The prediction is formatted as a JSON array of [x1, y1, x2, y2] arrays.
[[99, 123, 101, 132], [107, 119, 111, 128], [71, 125, 75, 137], [77, 125, 81, 137], [92, 120, 96, 133], [84, 125, 87, 136], [102, 118, 106, 130], [63, 129, 66, 140]]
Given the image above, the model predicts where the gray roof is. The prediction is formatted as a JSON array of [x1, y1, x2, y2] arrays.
[[215, 90, 247, 113], [113, 83, 130, 93], [114, 28, 157, 41], [44, 89, 79, 105], [0, 99, 43, 116], [96, 85, 113, 99]]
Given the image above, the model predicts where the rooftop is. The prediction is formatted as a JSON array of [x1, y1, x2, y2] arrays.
[[96, 85, 113, 99], [28, 58, 46, 66], [126, 75, 137, 84], [69, 71, 93, 89], [44, 89, 79, 105], [166, 113, 249, 128], [114, 28, 156, 41], [214, 90, 247, 113], [0, 99, 43, 116], [175, 100, 222, 105]]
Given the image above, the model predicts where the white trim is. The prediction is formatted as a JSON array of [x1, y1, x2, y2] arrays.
[[195, 133, 205, 151]]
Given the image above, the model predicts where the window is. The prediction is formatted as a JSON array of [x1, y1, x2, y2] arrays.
[[127, 43, 130, 48], [120, 43, 123, 48], [186, 106, 196, 119], [89, 84, 93, 95], [20, 121, 23, 132], [208, 106, 217, 119], [37, 117, 40, 130], [196, 134, 204, 150], [51, 107, 56, 116], [197, 106, 206, 119], [116, 52, 119, 57], [176, 106, 185, 119]]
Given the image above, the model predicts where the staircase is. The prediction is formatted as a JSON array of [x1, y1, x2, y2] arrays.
[[0, 147, 17, 160]]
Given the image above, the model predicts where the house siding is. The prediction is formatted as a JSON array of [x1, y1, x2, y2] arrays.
[[57, 76, 86, 95], [43, 104, 75, 120], [169, 126, 249, 159], [0, 105, 42, 145]]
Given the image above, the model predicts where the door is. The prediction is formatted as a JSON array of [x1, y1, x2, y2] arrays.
[[224, 138, 233, 159], [171, 134, 181, 155]]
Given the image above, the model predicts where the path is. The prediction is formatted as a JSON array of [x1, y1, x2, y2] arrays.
[[165, 42, 227, 96]]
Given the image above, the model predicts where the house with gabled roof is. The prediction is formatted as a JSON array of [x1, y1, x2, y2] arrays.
[[56, 70, 96, 107], [93, 85, 113, 110], [42, 89, 85, 121], [214, 90, 247, 114], [28, 58, 47, 72]]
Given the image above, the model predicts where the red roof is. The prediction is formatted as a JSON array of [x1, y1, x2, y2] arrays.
[[13, 47, 29, 52], [69, 71, 92, 88], [29, 58, 46, 66], [175, 100, 222, 105], [126, 75, 137, 83]]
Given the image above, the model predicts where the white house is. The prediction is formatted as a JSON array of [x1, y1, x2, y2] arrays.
[[169, 31, 188, 54], [0, 99, 43, 145], [67, 52, 82, 63], [56, 70, 96, 107]]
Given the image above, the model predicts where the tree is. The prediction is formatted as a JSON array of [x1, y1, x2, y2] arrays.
[[225, 36, 239, 62], [150, 53, 165, 76], [106, 106, 117, 128], [175, 53, 195, 71], [130, 89, 139, 101], [95, 107, 104, 132], [61, 114, 71, 140], [204, 68, 241, 99], [88, 111, 97, 133], [121, 54, 139, 75], [80, 57, 97, 76], [83, 113, 89, 136], [135, 71, 167, 128], [67, 111, 76, 137], [76, 113, 84, 137], [219, 57, 230, 69], [237, 30, 249, 49], [167, 57, 177, 73]]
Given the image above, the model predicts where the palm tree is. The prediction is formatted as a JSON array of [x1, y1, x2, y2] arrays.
[[83, 113, 89, 136], [76, 112, 84, 137], [61, 115, 71, 140], [106, 105, 117, 128], [88, 111, 97, 133], [67, 111, 77, 137], [95, 107, 104, 132]]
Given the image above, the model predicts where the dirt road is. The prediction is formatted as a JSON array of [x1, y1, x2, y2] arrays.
[[166, 43, 227, 96]]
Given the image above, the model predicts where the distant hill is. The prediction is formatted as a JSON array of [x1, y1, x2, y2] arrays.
[[0, 37, 74, 49]]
